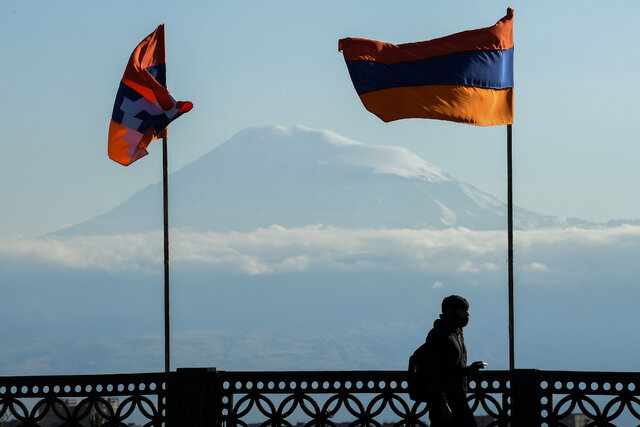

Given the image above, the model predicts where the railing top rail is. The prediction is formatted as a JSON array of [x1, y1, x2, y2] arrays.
[[217, 369, 514, 396], [217, 369, 514, 381], [216, 369, 513, 376], [0, 372, 167, 398]]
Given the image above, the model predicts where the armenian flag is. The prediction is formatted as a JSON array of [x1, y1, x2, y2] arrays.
[[338, 9, 513, 126], [108, 24, 193, 166]]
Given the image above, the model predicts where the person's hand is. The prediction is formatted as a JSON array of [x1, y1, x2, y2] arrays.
[[440, 402, 454, 424], [468, 361, 487, 374]]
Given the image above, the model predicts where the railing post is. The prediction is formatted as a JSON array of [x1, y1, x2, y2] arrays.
[[511, 369, 539, 426], [167, 368, 218, 427]]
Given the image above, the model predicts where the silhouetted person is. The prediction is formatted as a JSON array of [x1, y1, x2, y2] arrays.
[[423, 295, 485, 426]]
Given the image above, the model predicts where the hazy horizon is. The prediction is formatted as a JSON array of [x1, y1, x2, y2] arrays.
[[2, 124, 640, 378]]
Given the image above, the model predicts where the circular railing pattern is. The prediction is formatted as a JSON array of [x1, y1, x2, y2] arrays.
[[217, 370, 511, 426], [538, 371, 640, 426], [0, 373, 166, 426], [4, 369, 637, 425]]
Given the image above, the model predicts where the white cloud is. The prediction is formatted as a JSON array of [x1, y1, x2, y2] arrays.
[[1, 225, 640, 276], [458, 261, 499, 273], [524, 262, 550, 272], [432, 281, 444, 288], [515, 225, 640, 247], [0, 233, 163, 272]]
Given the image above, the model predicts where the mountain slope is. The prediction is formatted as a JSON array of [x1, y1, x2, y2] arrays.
[[58, 125, 585, 235]]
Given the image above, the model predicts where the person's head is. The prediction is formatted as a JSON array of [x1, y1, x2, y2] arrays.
[[441, 295, 470, 328]]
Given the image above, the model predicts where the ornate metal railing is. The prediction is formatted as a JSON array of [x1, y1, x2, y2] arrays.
[[2, 369, 640, 426], [0, 372, 166, 426], [537, 370, 640, 426], [217, 370, 512, 426]]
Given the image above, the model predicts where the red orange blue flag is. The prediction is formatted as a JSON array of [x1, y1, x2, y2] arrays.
[[108, 24, 193, 166], [339, 9, 513, 126]]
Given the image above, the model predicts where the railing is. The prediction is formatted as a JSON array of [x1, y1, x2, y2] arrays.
[[1, 369, 639, 426], [217, 370, 511, 426], [537, 370, 640, 426], [0, 372, 166, 426]]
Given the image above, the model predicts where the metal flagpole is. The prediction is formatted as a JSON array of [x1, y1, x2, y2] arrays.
[[507, 124, 515, 371], [162, 135, 171, 374]]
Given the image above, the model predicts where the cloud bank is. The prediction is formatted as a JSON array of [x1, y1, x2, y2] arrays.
[[2, 225, 640, 276]]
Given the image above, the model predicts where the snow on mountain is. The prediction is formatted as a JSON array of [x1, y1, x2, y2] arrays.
[[57, 125, 586, 236]]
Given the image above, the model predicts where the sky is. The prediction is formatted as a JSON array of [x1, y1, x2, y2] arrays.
[[2, 0, 640, 239], [3, 1, 640, 390]]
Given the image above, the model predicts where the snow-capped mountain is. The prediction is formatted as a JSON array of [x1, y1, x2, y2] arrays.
[[58, 125, 586, 235]]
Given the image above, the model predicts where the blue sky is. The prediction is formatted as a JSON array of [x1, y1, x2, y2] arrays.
[[3, 1, 640, 380], [2, 0, 640, 238]]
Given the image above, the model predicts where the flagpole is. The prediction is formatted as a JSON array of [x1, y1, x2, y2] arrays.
[[507, 124, 515, 371], [162, 135, 171, 374]]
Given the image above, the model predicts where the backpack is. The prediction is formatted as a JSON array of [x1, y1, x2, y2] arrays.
[[407, 342, 430, 402]]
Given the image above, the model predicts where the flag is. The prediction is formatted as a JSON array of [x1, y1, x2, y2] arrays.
[[108, 24, 193, 166], [338, 9, 513, 126]]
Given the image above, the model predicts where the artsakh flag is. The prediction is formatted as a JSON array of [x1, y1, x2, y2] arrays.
[[339, 9, 513, 126], [108, 24, 193, 166]]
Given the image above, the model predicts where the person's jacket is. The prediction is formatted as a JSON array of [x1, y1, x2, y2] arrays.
[[423, 317, 469, 406]]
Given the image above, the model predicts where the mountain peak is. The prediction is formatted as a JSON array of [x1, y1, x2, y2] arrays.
[[210, 125, 452, 184], [55, 125, 582, 236]]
